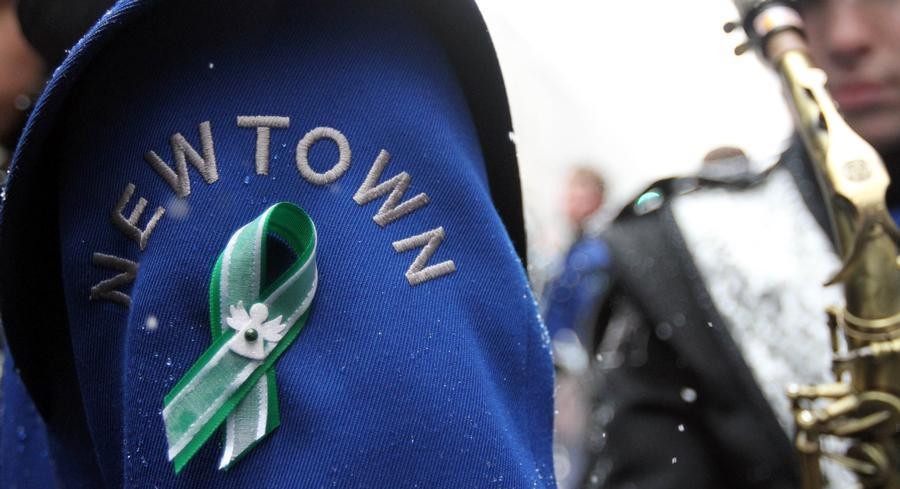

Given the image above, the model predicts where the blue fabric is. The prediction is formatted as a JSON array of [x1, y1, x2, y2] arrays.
[[1, 0, 555, 487], [542, 237, 611, 342], [0, 354, 57, 489]]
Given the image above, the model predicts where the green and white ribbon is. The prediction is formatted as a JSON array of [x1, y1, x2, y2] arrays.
[[163, 202, 318, 473]]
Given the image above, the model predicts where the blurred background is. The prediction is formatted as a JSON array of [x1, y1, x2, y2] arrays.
[[475, 3, 794, 487], [476, 0, 792, 285]]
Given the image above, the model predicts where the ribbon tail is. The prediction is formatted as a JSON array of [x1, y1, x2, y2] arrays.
[[218, 370, 281, 470], [163, 335, 265, 474]]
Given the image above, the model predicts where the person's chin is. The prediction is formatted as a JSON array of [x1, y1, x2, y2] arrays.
[[847, 110, 900, 154]]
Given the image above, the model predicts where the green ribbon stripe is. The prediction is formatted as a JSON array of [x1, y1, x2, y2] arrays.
[[162, 203, 317, 473]]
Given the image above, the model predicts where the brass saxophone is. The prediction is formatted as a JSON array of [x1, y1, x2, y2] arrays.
[[729, 1, 900, 487]]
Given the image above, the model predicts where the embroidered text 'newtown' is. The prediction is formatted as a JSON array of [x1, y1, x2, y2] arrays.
[[89, 116, 457, 308]]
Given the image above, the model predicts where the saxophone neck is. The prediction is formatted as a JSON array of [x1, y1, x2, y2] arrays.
[[778, 48, 900, 320], [730, 0, 900, 320]]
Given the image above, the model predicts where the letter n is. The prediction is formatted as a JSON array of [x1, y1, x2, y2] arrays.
[[90, 253, 139, 307], [392, 227, 456, 286]]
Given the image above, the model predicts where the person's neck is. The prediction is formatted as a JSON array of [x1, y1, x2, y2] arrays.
[[572, 225, 585, 242]]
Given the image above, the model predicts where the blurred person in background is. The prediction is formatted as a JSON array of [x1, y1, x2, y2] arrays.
[[0, 0, 44, 376], [542, 166, 612, 347], [582, 0, 900, 488], [0, 0, 43, 177], [541, 166, 611, 489]]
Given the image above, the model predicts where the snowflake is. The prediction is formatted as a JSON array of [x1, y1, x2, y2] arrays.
[[225, 302, 287, 360]]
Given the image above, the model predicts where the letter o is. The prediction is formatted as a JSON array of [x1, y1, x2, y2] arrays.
[[296, 127, 351, 185]]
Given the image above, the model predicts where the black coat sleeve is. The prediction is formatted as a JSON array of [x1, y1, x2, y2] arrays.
[[581, 295, 728, 489], [16, 0, 116, 67]]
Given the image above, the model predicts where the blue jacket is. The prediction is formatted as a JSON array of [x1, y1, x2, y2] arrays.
[[0, 1, 556, 487], [542, 236, 611, 343]]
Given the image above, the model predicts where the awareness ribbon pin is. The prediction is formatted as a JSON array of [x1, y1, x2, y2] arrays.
[[162, 203, 318, 473]]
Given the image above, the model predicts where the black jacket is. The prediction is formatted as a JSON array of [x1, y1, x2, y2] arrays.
[[581, 145, 838, 489]]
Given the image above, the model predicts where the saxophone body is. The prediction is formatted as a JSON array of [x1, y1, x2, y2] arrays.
[[730, 2, 900, 487]]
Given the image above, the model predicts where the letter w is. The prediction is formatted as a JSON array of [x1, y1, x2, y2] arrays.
[[145, 121, 218, 197], [353, 150, 429, 226]]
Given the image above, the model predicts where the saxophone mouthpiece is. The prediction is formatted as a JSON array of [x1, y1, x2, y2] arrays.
[[729, 0, 807, 62]]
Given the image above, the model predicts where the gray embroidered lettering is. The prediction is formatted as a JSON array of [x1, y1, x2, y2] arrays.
[[145, 121, 219, 197], [237, 116, 290, 175], [111, 183, 165, 250], [90, 253, 140, 307], [392, 227, 456, 286], [296, 127, 351, 185], [353, 150, 429, 226]]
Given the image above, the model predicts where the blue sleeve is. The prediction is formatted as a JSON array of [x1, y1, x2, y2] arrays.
[[1, 1, 556, 487], [1, 353, 57, 489]]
